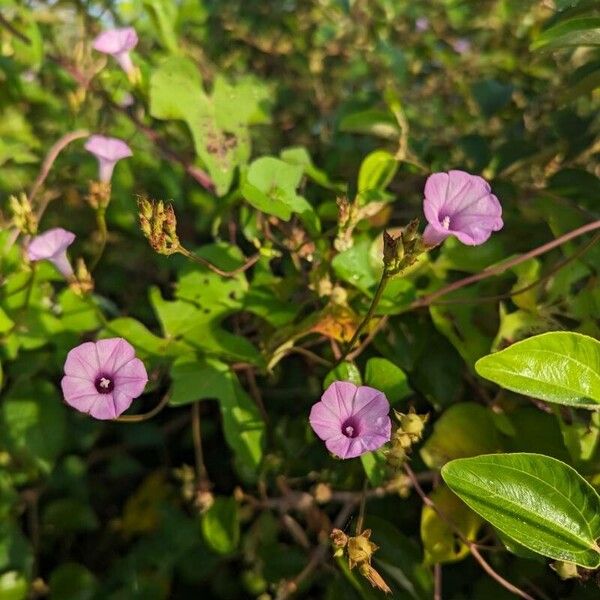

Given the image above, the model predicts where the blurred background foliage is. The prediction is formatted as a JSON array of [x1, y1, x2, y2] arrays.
[[0, 0, 599, 598]]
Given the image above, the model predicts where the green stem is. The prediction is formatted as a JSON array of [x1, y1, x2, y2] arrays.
[[90, 208, 107, 271], [339, 273, 390, 363], [178, 245, 260, 278], [115, 393, 170, 423]]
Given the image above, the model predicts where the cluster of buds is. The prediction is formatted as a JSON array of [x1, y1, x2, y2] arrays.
[[69, 258, 94, 296], [331, 528, 391, 594], [382, 219, 424, 277], [9, 193, 37, 236], [138, 197, 181, 255], [386, 407, 429, 469], [87, 180, 112, 210], [173, 465, 214, 513], [334, 196, 388, 252]]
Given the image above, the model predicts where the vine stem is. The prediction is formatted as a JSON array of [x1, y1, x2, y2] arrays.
[[90, 208, 108, 271], [115, 393, 170, 423], [178, 246, 260, 278], [191, 402, 209, 483], [339, 273, 390, 363], [411, 219, 600, 309], [31, 130, 90, 209], [403, 464, 536, 600]]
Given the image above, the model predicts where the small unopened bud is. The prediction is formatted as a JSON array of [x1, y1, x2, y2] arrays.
[[330, 528, 348, 549], [138, 197, 181, 255], [195, 489, 215, 514], [70, 258, 94, 296], [347, 529, 378, 568], [9, 193, 37, 235], [551, 560, 579, 580], [386, 444, 408, 468], [383, 230, 403, 266], [396, 408, 429, 439], [87, 180, 112, 210], [314, 482, 332, 504]]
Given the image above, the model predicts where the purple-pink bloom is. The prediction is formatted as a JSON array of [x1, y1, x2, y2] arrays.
[[92, 27, 138, 75], [27, 227, 76, 278], [415, 17, 430, 32], [309, 381, 391, 459], [451, 38, 471, 54], [61, 338, 148, 420], [84, 135, 132, 183], [422, 170, 503, 246]]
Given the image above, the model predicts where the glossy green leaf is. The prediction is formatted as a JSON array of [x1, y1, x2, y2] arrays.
[[475, 331, 600, 408], [533, 17, 600, 51], [201, 497, 240, 555], [360, 448, 387, 486], [442, 453, 600, 567]]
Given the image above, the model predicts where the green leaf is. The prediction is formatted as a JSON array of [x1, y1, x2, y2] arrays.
[[475, 331, 600, 409], [241, 157, 319, 232], [324, 361, 362, 388], [441, 453, 600, 568], [533, 17, 600, 51], [280, 146, 343, 190], [0, 571, 27, 600], [332, 238, 379, 295], [201, 497, 240, 555], [170, 356, 265, 473], [150, 57, 253, 195], [339, 109, 400, 140], [49, 563, 97, 600], [360, 449, 388, 486], [420, 403, 503, 469], [364, 358, 411, 405], [357, 150, 398, 201], [421, 485, 483, 565], [0, 381, 67, 474]]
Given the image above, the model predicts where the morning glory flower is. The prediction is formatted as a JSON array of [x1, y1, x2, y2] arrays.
[[451, 38, 471, 54], [27, 227, 76, 278], [422, 170, 503, 246], [84, 135, 132, 183], [309, 381, 391, 459], [92, 27, 138, 76], [415, 17, 430, 32], [61, 338, 148, 420]]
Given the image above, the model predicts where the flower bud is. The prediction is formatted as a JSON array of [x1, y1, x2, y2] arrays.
[[551, 561, 579, 580], [394, 407, 429, 443], [9, 193, 37, 235], [330, 528, 348, 549], [347, 529, 378, 568], [87, 180, 112, 210], [70, 258, 94, 296], [137, 197, 181, 255]]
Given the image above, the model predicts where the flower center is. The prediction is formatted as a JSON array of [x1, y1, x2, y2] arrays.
[[341, 417, 360, 438], [441, 215, 451, 230], [95, 375, 114, 394]]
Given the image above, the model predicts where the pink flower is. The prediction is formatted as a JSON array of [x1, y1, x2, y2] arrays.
[[451, 38, 471, 54], [92, 27, 138, 75], [415, 17, 430, 32], [84, 135, 132, 183], [61, 338, 148, 420], [309, 381, 391, 459], [27, 227, 76, 278], [422, 170, 503, 246]]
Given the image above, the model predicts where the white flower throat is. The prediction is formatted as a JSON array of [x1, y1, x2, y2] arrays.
[[441, 215, 451, 230]]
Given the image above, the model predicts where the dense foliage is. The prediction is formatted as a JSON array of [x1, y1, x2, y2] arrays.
[[1, 1, 600, 599]]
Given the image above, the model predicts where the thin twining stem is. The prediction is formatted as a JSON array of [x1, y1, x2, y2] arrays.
[[404, 464, 536, 600], [31, 130, 90, 210], [115, 393, 170, 423], [178, 246, 260, 278], [411, 219, 600, 309], [191, 402, 209, 483]]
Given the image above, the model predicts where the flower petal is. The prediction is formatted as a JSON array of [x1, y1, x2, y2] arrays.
[[320, 381, 358, 422], [112, 390, 135, 417], [63, 342, 99, 379], [88, 394, 119, 420], [325, 434, 354, 459], [96, 338, 134, 373], [61, 375, 96, 402], [352, 386, 390, 420], [309, 401, 342, 440], [423, 223, 450, 246], [114, 358, 148, 398]]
